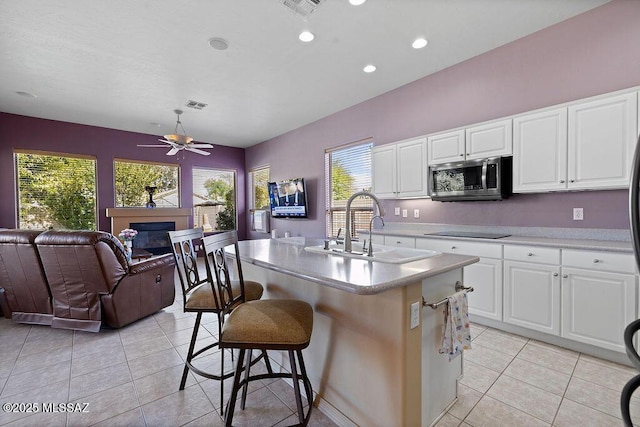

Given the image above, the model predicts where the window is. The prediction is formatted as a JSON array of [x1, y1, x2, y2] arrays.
[[15, 151, 97, 230], [250, 166, 270, 209], [325, 139, 373, 239], [192, 167, 236, 231], [114, 159, 179, 207]]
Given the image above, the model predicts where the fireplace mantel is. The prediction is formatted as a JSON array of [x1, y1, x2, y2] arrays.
[[106, 208, 192, 235]]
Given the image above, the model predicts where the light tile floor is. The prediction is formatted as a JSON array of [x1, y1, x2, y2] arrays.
[[1, 292, 639, 426]]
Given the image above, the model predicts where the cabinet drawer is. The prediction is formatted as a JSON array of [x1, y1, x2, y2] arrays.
[[563, 249, 636, 274], [416, 238, 502, 258], [504, 245, 560, 264], [384, 235, 415, 248]]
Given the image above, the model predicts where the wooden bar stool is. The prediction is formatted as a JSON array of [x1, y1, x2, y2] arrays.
[[202, 231, 314, 426], [168, 228, 267, 413]]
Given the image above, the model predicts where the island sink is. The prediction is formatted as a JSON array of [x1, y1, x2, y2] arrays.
[[304, 244, 441, 264]]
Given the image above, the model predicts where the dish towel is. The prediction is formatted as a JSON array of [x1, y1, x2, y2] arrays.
[[439, 290, 472, 361]]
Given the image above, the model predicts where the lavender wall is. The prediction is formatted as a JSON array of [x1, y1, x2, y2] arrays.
[[0, 113, 248, 238], [246, 0, 640, 239]]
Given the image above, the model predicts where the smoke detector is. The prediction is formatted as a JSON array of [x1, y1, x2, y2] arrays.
[[281, 0, 323, 17]]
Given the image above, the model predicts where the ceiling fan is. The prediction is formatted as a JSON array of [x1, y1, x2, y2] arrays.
[[137, 109, 213, 156]]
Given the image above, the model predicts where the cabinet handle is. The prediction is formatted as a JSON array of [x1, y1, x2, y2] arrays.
[[559, 180, 565, 184], [466, 153, 470, 156], [570, 179, 575, 183], [459, 154, 464, 157], [562, 274, 569, 279], [396, 241, 402, 244], [527, 252, 534, 257], [553, 273, 559, 277], [593, 259, 601, 263], [451, 246, 456, 250]]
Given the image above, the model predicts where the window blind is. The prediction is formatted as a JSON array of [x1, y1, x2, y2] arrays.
[[15, 151, 97, 230], [325, 139, 373, 239], [114, 159, 179, 207], [192, 167, 236, 230]]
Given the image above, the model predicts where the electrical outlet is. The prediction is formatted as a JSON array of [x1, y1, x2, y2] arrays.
[[402, 209, 408, 218], [573, 207, 584, 221], [410, 301, 420, 329], [394, 207, 400, 216], [414, 209, 420, 219]]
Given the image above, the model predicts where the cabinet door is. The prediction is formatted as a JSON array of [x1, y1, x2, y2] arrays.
[[465, 119, 513, 160], [503, 261, 560, 335], [396, 137, 428, 198], [561, 268, 637, 352], [427, 130, 465, 165], [567, 92, 637, 190], [383, 235, 416, 248], [464, 257, 503, 321], [513, 108, 568, 192], [372, 144, 397, 198]]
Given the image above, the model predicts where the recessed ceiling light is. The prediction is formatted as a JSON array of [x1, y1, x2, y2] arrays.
[[363, 64, 376, 73], [16, 91, 37, 98], [208, 37, 229, 50], [412, 38, 428, 49], [299, 31, 315, 42], [349, 0, 366, 5]]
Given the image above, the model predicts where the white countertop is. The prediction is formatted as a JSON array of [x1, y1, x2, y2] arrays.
[[365, 229, 634, 253], [236, 238, 478, 295]]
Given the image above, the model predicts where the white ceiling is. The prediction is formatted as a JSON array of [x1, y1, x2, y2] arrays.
[[0, 0, 610, 148]]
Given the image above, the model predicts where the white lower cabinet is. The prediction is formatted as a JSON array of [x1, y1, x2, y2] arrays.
[[561, 267, 636, 353], [384, 235, 416, 248], [416, 238, 503, 321], [560, 249, 637, 353], [503, 261, 561, 335], [464, 258, 503, 321]]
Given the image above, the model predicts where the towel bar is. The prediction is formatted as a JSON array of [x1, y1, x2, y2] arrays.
[[422, 281, 474, 309]]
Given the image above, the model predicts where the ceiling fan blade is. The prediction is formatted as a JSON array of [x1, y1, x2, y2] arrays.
[[137, 144, 172, 147], [186, 147, 211, 156], [189, 143, 214, 148], [157, 138, 175, 145], [166, 147, 180, 156]]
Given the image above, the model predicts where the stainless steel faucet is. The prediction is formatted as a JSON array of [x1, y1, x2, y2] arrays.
[[344, 190, 385, 253], [367, 215, 385, 257]]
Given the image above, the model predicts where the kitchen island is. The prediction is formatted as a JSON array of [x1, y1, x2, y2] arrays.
[[234, 237, 478, 427]]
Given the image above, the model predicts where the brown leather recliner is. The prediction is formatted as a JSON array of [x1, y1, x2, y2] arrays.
[[0, 229, 53, 325], [35, 230, 175, 332]]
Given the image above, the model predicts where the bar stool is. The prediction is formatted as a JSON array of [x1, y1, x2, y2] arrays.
[[202, 231, 314, 426], [168, 228, 267, 412]]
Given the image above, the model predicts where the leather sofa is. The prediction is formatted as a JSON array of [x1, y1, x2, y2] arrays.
[[0, 230, 53, 325], [0, 229, 175, 332]]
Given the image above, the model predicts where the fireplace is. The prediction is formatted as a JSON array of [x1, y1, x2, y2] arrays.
[[130, 221, 175, 255]]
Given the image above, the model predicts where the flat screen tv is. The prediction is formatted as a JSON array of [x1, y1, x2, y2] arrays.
[[268, 178, 308, 218]]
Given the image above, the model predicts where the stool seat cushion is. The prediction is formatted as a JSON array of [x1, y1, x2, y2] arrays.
[[221, 299, 313, 350], [185, 280, 263, 310]]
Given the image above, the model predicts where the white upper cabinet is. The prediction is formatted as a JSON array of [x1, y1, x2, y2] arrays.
[[372, 143, 397, 198], [567, 92, 637, 190], [465, 119, 513, 161], [513, 108, 568, 192], [372, 137, 428, 199], [427, 120, 512, 165], [427, 130, 465, 164]]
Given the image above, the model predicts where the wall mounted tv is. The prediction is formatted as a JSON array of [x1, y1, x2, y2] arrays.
[[268, 178, 308, 218]]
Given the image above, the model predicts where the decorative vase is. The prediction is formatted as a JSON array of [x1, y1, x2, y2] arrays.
[[124, 240, 133, 262]]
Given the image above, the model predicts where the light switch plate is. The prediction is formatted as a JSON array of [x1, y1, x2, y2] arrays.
[[410, 301, 420, 329], [394, 207, 400, 216], [402, 209, 408, 218], [414, 209, 420, 219]]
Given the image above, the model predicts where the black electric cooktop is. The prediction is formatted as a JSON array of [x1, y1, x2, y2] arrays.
[[424, 231, 511, 239]]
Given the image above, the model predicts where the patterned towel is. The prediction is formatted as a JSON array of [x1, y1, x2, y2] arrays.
[[439, 290, 472, 361]]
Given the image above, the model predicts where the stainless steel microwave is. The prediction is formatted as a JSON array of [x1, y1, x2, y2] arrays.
[[428, 157, 512, 201]]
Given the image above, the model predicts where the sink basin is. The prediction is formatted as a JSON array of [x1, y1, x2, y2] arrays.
[[304, 244, 440, 264]]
